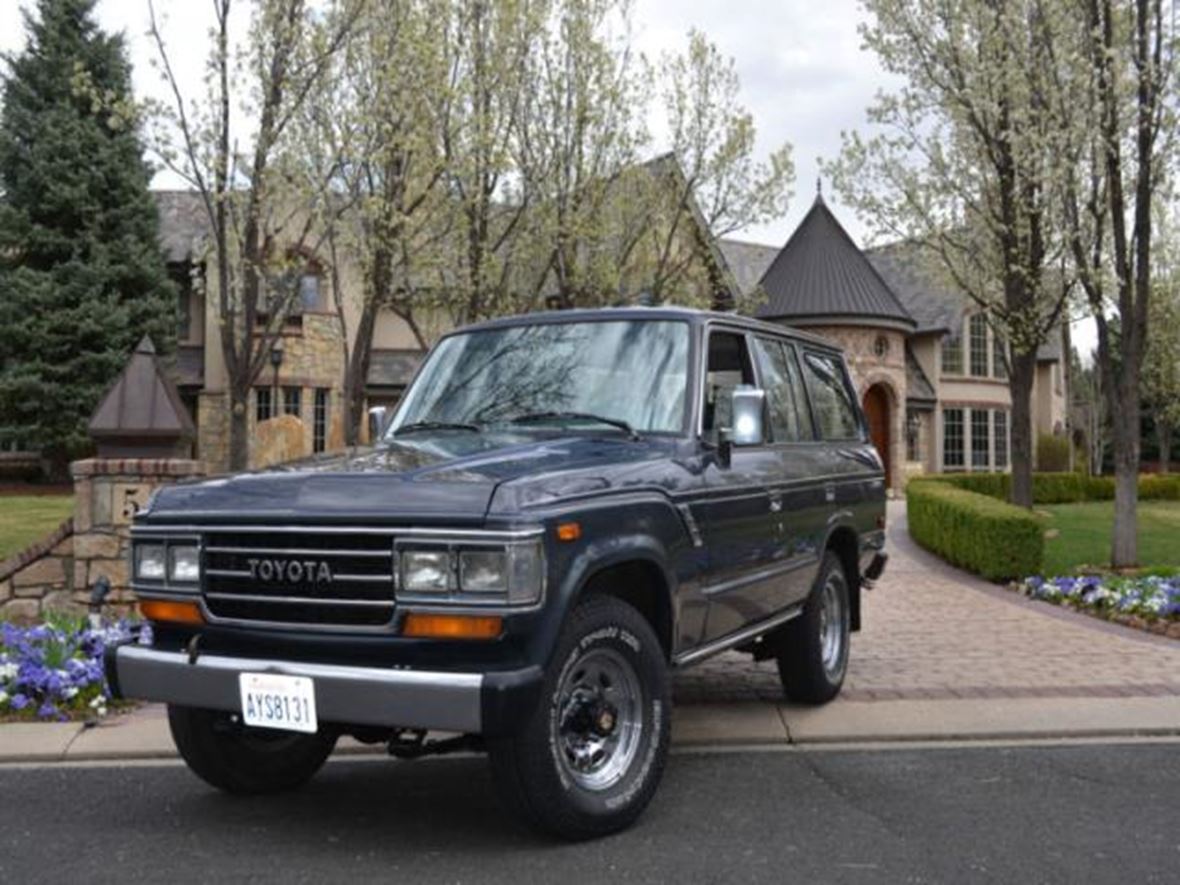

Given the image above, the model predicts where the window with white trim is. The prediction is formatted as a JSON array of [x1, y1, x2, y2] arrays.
[[943, 408, 965, 469], [971, 409, 990, 469], [941, 333, 963, 375], [969, 314, 989, 377], [994, 410, 1009, 469]]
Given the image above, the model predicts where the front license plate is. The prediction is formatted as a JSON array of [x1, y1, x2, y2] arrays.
[[239, 673, 318, 734]]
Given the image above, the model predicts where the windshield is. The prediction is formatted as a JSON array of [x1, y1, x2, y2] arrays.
[[388, 319, 691, 436]]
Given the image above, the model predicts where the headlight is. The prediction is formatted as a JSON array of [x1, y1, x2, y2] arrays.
[[400, 550, 453, 592], [168, 545, 200, 583], [459, 550, 507, 593], [397, 540, 544, 606], [135, 544, 166, 580]]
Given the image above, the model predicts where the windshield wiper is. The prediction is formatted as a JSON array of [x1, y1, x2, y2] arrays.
[[392, 420, 482, 436], [507, 411, 640, 441]]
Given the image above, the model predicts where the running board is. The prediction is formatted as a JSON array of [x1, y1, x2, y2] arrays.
[[673, 604, 804, 668]]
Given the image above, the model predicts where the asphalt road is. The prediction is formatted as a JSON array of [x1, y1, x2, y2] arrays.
[[1, 741, 1177, 884]]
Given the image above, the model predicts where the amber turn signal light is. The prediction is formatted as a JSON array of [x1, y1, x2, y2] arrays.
[[402, 613, 503, 640], [556, 521, 582, 542], [139, 599, 204, 625]]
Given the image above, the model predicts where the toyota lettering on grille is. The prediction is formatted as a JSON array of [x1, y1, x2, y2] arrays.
[[246, 558, 333, 584]]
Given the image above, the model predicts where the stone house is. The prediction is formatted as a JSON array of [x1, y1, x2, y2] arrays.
[[157, 183, 1066, 482], [718, 194, 1068, 493], [156, 162, 735, 471]]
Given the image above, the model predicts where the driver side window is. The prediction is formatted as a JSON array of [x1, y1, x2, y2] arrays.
[[702, 330, 755, 444]]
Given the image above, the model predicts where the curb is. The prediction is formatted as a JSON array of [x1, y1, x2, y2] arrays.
[[4, 697, 1180, 765]]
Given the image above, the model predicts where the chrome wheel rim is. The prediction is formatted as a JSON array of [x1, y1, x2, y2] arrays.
[[554, 647, 644, 791], [818, 575, 847, 679]]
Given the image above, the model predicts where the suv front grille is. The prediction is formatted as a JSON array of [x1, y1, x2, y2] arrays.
[[202, 531, 395, 629]]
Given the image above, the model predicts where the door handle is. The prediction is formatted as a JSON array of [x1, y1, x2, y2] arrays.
[[824, 482, 836, 503], [769, 492, 783, 512]]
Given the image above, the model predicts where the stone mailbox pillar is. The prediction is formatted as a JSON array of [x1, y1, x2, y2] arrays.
[[70, 458, 205, 611], [73, 335, 206, 612]]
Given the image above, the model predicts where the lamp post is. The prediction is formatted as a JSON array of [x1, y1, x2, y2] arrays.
[[269, 338, 284, 419]]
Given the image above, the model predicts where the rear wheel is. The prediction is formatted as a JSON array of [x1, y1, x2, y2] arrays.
[[776, 551, 850, 704], [167, 705, 337, 795], [488, 595, 670, 840]]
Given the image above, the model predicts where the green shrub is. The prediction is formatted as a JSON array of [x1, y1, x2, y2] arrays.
[[1031, 472, 1087, 504], [1140, 474, 1180, 500], [919, 471, 1175, 503], [907, 480, 1043, 581], [1036, 434, 1071, 472]]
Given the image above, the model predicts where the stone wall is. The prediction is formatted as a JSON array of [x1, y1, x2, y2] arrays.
[[0, 458, 206, 622], [0, 519, 73, 622], [196, 316, 347, 473]]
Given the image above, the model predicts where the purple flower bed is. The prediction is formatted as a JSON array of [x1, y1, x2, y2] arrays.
[[1019, 575, 1180, 622], [0, 613, 143, 722]]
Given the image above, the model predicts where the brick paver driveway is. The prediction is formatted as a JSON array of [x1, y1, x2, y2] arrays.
[[673, 501, 1180, 704]]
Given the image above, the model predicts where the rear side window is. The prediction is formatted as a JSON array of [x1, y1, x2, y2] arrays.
[[752, 337, 814, 442], [801, 352, 860, 440]]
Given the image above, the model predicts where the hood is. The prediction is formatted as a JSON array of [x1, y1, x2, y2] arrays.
[[141, 432, 683, 525]]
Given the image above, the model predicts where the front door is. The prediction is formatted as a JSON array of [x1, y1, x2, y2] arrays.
[[695, 329, 784, 642], [863, 384, 891, 488]]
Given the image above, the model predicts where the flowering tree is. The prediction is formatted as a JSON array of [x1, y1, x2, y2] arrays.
[[146, 0, 361, 470], [1055, 0, 1177, 565], [1143, 222, 1180, 471], [826, 0, 1077, 509]]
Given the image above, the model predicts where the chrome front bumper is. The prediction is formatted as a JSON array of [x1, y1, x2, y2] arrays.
[[108, 644, 485, 733]]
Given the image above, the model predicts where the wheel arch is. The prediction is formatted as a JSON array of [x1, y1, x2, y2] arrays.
[[569, 549, 676, 662], [823, 523, 862, 632]]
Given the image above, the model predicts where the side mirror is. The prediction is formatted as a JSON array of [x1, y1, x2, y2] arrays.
[[728, 385, 766, 446], [367, 406, 389, 442], [717, 385, 765, 468]]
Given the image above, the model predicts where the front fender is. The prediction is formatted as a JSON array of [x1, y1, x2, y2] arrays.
[[524, 495, 696, 669]]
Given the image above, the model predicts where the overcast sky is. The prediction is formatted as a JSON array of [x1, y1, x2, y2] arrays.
[[0, 0, 892, 248], [0, 0, 1099, 354]]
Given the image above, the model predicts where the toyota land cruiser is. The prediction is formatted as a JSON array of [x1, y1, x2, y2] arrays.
[[106, 307, 887, 839]]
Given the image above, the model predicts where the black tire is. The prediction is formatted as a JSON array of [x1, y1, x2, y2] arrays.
[[488, 595, 671, 840], [167, 705, 337, 795], [776, 551, 850, 704]]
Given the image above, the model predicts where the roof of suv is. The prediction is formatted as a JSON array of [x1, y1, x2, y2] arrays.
[[453, 306, 842, 351]]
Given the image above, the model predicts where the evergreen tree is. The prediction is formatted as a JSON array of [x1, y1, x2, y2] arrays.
[[0, 0, 174, 472]]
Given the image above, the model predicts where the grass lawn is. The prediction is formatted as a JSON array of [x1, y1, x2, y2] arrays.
[[0, 495, 74, 561], [1042, 501, 1180, 575]]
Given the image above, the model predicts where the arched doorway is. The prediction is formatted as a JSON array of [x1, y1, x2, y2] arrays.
[[863, 384, 892, 488]]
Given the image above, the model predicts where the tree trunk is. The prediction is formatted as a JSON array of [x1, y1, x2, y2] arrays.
[[228, 389, 250, 472], [342, 302, 378, 448], [1158, 422, 1172, 474], [1108, 374, 1141, 567], [1008, 351, 1037, 508], [1112, 436, 1139, 567]]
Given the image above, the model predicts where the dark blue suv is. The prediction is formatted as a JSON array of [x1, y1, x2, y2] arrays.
[[108, 307, 887, 839]]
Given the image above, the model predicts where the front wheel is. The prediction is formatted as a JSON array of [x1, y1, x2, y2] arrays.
[[776, 551, 850, 704], [168, 705, 337, 795], [488, 595, 670, 840]]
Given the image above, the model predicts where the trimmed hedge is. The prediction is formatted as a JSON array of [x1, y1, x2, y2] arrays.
[[925, 472, 1180, 504], [907, 481, 1044, 581], [1036, 434, 1071, 472]]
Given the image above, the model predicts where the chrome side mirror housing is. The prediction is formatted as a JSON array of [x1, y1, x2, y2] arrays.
[[728, 385, 766, 446], [716, 385, 765, 468], [367, 406, 389, 442]]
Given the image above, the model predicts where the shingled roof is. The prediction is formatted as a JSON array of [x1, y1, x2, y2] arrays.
[[755, 195, 916, 332]]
